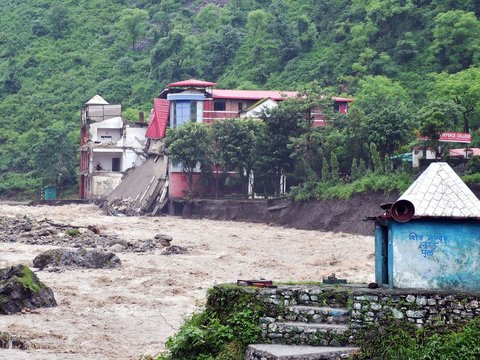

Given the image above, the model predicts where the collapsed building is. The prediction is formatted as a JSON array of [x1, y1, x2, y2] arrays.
[[81, 80, 352, 214], [79, 95, 147, 199]]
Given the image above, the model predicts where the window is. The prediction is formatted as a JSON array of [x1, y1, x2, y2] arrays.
[[172, 100, 199, 127], [238, 102, 243, 111], [191, 100, 197, 122], [214, 100, 226, 111]]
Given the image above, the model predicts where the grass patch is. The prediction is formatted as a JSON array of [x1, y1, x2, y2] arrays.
[[290, 171, 412, 201], [65, 228, 80, 237], [16, 265, 43, 293]]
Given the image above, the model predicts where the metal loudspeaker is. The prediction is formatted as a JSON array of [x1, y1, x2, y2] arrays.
[[391, 199, 415, 222]]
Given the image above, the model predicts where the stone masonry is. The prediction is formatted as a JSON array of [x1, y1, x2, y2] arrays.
[[236, 285, 480, 359]]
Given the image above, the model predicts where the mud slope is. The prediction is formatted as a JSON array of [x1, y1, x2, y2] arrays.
[[182, 191, 399, 236]]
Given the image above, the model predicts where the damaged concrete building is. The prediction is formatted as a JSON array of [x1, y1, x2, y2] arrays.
[[79, 95, 147, 199]]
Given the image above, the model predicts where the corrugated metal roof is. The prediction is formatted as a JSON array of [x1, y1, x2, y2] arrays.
[[85, 95, 109, 105], [449, 148, 480, 158], [212, 90, 353, 103], [212, 89, 298, 101], [145, 99, 170, 139], [168, 79, 217, 87], [398, 162, 480, 218], [332, 97, 354, 102]]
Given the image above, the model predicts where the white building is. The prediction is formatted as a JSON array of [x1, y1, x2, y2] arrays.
[[79, 95, 147, 199]]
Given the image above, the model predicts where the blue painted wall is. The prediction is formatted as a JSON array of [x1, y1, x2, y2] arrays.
[[388, 220, 480, 291]]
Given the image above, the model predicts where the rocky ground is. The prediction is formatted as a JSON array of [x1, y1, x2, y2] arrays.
[[0, 203, 375, 359]]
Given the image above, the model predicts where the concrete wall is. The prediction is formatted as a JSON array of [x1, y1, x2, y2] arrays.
[[92, 173, 123, 198], [390, 220, 480, 291], [169, 172, 203, 199], [122, 126, 147, 148]]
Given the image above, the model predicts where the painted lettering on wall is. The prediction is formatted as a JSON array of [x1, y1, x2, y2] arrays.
[[409, 232, 448, 258]]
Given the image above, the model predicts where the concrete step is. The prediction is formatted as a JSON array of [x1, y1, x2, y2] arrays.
[[262, 321, 350, 346], [244, 344, 361, 360], [281, 306, 349, 324]]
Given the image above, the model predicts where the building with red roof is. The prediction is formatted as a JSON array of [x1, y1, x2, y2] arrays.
[[145, 79, 352, 199]]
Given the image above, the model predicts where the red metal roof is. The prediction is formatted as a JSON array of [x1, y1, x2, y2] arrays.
[[212, 89, 298, 101], [450, 148, 480, 157], [167, 79, 217, 88], [145, 99, 170, 139], [211, 90, 353, 103], [333, 97, 353, 102]]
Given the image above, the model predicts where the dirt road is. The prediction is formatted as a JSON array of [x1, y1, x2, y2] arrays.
[[0, 203, 375, 359]]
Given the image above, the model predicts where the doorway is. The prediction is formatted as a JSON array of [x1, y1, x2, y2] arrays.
[[375, 224, 390, 286]]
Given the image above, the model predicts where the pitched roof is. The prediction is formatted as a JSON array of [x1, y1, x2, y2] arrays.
[[85, 95, 109, 105], [145, 99, 170, 139], [168, 79, 217, 88], [398, 162, 480, 218]]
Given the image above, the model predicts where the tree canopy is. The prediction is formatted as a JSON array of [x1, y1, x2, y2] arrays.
[[0, 0, 480, 196]]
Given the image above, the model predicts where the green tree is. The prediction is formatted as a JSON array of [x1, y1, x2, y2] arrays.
[[255, 103, 305, 195], [430, 68, 480, 131], [431, 10, 480, 72], [32, 122, 78, 190], [358, 159, 367, 178], [350, 158, 359, 180], [119, 8, 149, 49], [352, 76, 413, 156], [363, 104, 414, 156], [165, 122, 211, 195], [417, 101, 465, 157], [369, 143, 383, 174], [211, 119, 259, 197], [48, 6, 70, 39], [321, 158, 330, 181], [330, 152, 340, 181]]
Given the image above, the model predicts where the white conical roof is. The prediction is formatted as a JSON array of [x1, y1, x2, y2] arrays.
[[398, 162, 480, 218], [85, 95, 109, 105]]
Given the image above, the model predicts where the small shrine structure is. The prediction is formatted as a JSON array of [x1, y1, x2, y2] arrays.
[[373, 162, 480, 291]]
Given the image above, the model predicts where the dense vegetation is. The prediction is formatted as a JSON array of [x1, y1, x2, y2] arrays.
[[1, 0, 480, 196]]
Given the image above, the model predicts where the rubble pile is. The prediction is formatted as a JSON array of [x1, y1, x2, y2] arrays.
[[0, 216, 174, 253], [104, 198, 145, 217]]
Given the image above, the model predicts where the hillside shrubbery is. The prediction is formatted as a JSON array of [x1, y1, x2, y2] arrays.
[[1, 0, 480, 196]]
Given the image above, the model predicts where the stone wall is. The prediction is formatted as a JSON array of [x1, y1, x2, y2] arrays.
[[227, 285, 480, 341], [350, 291, 480, 328]]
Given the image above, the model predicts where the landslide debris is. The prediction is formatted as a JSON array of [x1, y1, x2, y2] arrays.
[[0, 265, 57, 315], [0, 215, 173, 253]]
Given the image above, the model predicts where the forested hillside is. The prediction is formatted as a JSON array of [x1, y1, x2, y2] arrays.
[[0, 0, 479, 197]]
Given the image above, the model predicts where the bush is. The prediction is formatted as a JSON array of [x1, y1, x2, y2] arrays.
[[159, 286, 265, 360]]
